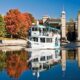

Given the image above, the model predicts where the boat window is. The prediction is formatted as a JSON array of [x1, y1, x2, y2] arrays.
[[32, 27, 38, 31], [35, 27, 38, 31], [46, 38, 52, 43], [43, 28, 46, 32], [47, 55, 52, 60], [46, 28, 48, 31], [55, 50, 59, 58], [32, 27, 34, 31], [32, 58, 38, 62], [40, 56, 45, 61], [32, 37, 38, 42], [55, 38, 58, 46], [40, 38, 45, 43], [52, 30, 55, 33], [39, 28, 41, 33]]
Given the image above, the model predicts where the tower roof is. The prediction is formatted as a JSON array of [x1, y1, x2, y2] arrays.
[[62, 10, 66, 14], [61, 5, 66, 14]]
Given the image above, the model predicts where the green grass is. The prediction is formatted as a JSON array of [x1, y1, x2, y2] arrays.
[[0, 37, 15, 40]]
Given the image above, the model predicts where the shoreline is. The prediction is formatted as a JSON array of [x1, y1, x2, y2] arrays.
[[0, 39, 27, 47]]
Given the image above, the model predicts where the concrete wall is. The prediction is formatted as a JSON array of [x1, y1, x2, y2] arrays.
[[2, 39, 26, 46]]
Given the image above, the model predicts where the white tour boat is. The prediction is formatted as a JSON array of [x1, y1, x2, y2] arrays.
[[27, 25, 60, 49]]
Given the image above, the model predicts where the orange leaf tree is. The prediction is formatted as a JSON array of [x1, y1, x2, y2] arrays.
[[4, 9, 35, 39]]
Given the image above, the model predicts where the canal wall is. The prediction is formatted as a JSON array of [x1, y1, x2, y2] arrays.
[[0, 39, 27, 46]]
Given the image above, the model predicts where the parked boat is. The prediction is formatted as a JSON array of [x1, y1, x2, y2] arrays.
[[27, 25, 60, 49]]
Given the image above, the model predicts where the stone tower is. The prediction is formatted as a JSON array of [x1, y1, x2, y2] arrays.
[[77, 11, 80, 41], [61, 9, 66, 40]]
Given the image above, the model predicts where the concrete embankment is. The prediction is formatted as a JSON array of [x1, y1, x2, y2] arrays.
[[0, 46, 25, 51], [0, 39, 27, 46]]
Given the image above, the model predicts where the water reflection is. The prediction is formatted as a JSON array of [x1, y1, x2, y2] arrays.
[[28, 49, 61, 78], [0, 51, 6, 71], [0, 49, 29, 79], [77, 47, 80, 68], [0, 47, 80, 80], [61, 49, 66, 71]]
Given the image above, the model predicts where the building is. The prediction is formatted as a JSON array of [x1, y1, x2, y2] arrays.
[[44, 18, 61, 29], [38, 10, 80, 42]]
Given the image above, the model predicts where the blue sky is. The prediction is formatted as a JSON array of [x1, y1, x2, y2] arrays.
[[0, 0, 80, 20]]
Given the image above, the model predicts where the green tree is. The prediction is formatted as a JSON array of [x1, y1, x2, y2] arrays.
[[0, 15, 6, 37]]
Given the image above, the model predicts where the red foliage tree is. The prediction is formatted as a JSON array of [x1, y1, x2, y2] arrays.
[[4, 9, 35, 38]]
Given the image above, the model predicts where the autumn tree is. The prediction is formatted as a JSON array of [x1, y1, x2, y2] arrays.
[[27, 13, 35, 23], [6, 50, 29, 78], [4, 9, 35, 39]]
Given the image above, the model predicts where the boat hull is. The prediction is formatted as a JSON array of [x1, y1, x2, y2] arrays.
[[27, 41, 60, 49]]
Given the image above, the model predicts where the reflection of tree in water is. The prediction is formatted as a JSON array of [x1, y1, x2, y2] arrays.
[[0, 51, 6, 71], [6, 50, 29, 78]]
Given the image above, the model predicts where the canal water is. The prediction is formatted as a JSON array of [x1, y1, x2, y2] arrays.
[[0, 44, 80, 80]]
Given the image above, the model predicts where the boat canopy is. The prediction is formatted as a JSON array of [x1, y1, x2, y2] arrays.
[[46, 26, 60, 31], [32, 25, 60, 32], [32, 25, 46, 28]]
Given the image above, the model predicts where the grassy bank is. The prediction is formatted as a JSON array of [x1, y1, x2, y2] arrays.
[[0, 37, 14, 40]]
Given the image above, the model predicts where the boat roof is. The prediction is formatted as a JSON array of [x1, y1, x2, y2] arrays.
[[32, 25, 46, 28], [47, 26, 60, 31], [32, 25, 60, 31]]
